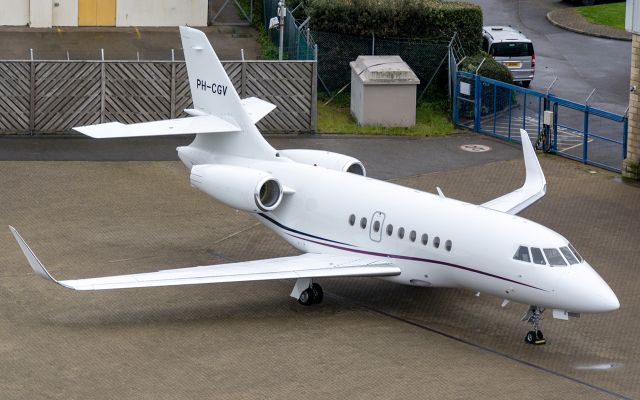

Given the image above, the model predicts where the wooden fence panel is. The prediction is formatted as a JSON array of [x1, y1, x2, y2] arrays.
[[0, 60, 316, 134], [104, 62, 172, 123], [33, 62, 101, 133], [0, 62, 30, 133], [246, 61, 313, 132]]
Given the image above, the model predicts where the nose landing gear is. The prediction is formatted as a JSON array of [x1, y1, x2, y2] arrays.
[[522, 305, 546, 345]]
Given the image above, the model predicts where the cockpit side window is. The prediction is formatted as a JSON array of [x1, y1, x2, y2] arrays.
[[513, 246, 531, 262], [560, 246, 579, 265], [531, 247, 546, 265], [568, 243, 583, 262], [544, 248, 567, 266]]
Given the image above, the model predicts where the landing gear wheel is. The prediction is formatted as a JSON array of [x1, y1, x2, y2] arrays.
[[522, 306, 546, 345], [311, 283, 324, 304], [298, 288, 314, 306]]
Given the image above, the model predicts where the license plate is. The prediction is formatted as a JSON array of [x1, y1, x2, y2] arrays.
[[504, 61, 522, 68]]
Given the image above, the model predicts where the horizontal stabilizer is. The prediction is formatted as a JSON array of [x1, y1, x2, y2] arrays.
[[240, 97, 276, 124], [10, 226, 400, 291], [73, 115, 240, 138]]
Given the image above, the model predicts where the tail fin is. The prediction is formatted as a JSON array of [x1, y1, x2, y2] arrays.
[[179, 26, 275, 160]]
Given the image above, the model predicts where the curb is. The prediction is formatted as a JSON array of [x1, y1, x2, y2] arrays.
[[546, 9, 631, 42]]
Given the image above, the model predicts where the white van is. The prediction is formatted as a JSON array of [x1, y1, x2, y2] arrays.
[[482, 26, 535, 87]]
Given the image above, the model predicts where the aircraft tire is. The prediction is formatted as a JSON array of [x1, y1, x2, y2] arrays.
[[311, 283, 324, 304]]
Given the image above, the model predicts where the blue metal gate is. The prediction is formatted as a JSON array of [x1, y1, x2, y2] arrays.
[[453, 71, 628, 172]]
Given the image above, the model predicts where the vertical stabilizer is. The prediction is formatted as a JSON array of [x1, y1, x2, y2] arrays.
[[179, 26, 275, 160]]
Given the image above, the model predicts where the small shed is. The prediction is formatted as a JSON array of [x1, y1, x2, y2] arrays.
[[350, 55, 420, 127]]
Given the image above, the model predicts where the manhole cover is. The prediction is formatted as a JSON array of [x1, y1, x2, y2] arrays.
[[460, 144, 491, 153]]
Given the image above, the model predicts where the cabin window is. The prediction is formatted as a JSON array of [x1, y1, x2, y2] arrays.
[[373, 220, 381, 232], [568, 243, 583, 262], [513, 246, 531, 262], [560, 246, 579, 265], [409, 230, 417, 242], [360, 217, 367, 229], [445, 240, 452, 252], [386, 224, 394, 236], [348, 214, 356, 226], [421, 233, 428, 245], [433, 237, 440, 248], [531, 247, 546, 265], [544, 248, 567, 266], [398, 227, 405, 239]]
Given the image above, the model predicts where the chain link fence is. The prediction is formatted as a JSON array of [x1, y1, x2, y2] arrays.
[[312, 31, 450, 97]]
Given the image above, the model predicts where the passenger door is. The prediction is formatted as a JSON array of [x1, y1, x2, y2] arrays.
[[369, 211, 385, 242]]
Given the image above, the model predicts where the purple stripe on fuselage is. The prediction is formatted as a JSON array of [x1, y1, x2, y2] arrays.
[[284, 232, 546, 292], [258, 213, 355, 247]]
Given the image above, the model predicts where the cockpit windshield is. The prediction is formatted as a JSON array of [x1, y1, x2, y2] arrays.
[[513, 243, 582, 266]]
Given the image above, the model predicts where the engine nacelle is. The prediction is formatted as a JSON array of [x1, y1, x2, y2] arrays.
[[190, 164, 283, 212], [279, 149, 366, 176]]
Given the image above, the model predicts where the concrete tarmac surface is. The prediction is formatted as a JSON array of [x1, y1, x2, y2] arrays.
[[0, 136, 638, 399]]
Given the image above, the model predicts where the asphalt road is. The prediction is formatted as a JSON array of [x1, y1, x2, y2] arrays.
[[470, 0, 631, 113]]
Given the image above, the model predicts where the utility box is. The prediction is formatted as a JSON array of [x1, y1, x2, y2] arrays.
[[350, 56, 420, 127]]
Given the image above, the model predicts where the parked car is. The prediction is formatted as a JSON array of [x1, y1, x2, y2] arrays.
[[482, 26, 535, 88]]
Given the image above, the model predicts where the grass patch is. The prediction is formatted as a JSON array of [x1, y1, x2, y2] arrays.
[[576, 2, 626, 30], [318, 96, 453, 136], [237, 0, 278, 59]]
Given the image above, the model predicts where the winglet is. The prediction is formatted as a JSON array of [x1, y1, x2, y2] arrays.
[[9, 226, 59, 284], [480, 129, 547, 215]]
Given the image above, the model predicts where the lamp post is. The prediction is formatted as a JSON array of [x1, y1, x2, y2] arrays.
[[278, 0, 286, 61]]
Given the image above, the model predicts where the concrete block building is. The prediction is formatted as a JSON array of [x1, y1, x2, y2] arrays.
[[0, 0, 207, 28]]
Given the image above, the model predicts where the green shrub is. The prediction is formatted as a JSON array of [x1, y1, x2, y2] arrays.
[[306, 0, 482, 54], [460, 52, 513, 84]]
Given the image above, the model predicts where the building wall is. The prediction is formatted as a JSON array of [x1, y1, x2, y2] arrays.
[[116, 0, 207, 27], [0, 0, 30, 26], [30, 0, 53, 27], [53, 0, 78, 26], [623, 34, 640, 178]]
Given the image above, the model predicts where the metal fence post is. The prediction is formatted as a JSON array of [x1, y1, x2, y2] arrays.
[[473, 74, 481, 132], [29, 49, 35, 135], [452, 73, 459, 125], [311, 60, 317, 132], [623, 116, 628, 160], [583, 106, 589, 164], [241, 60, 247, 98], [100, 48, 105, 123], [170, 49, 176, 119]]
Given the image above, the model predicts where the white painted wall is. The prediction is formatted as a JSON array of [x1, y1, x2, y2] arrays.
[[0, 0, 30, 25], [52, 0, 78, 26], [116, 0, 207, 26], [30, 0, 53, 27]]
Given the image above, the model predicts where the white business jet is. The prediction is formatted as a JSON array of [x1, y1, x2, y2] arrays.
[[10, 27, 619, 345]]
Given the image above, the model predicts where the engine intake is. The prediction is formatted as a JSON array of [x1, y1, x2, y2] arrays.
[[190, 164, 283, 212]]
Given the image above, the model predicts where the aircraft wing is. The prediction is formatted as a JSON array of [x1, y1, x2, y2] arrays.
[[240, 97, 276, 124], [73, 115, 240, 138], [481, 129, 547, 215], [10, 226, 399, 291]]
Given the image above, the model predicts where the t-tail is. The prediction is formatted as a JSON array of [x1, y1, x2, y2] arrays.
[[73, 26, 277, 163]]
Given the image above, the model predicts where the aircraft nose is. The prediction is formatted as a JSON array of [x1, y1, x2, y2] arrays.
[[595, 284, 620, 312], [581, 262, 620, 313]]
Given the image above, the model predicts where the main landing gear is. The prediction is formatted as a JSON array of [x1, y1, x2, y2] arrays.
[[298, 283, 324, 306], [291, 278, 324, 306], [522, 305, 546, 345]]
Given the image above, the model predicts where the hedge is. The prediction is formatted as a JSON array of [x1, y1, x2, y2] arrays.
[[460, 51, 513, 84], [305, 0, 483, 54]]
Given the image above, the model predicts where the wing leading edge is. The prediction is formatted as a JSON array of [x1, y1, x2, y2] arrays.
[[9, 227, 399, 291], [481, 129, 547, 215]]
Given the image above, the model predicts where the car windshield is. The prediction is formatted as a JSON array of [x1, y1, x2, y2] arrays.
[[490, 42, 533, 57]]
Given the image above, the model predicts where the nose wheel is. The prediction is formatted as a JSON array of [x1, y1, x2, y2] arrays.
[[522, 305, 546, 345]]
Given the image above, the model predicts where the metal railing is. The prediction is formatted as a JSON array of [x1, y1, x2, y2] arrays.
[[454, 71, 628, 172]]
